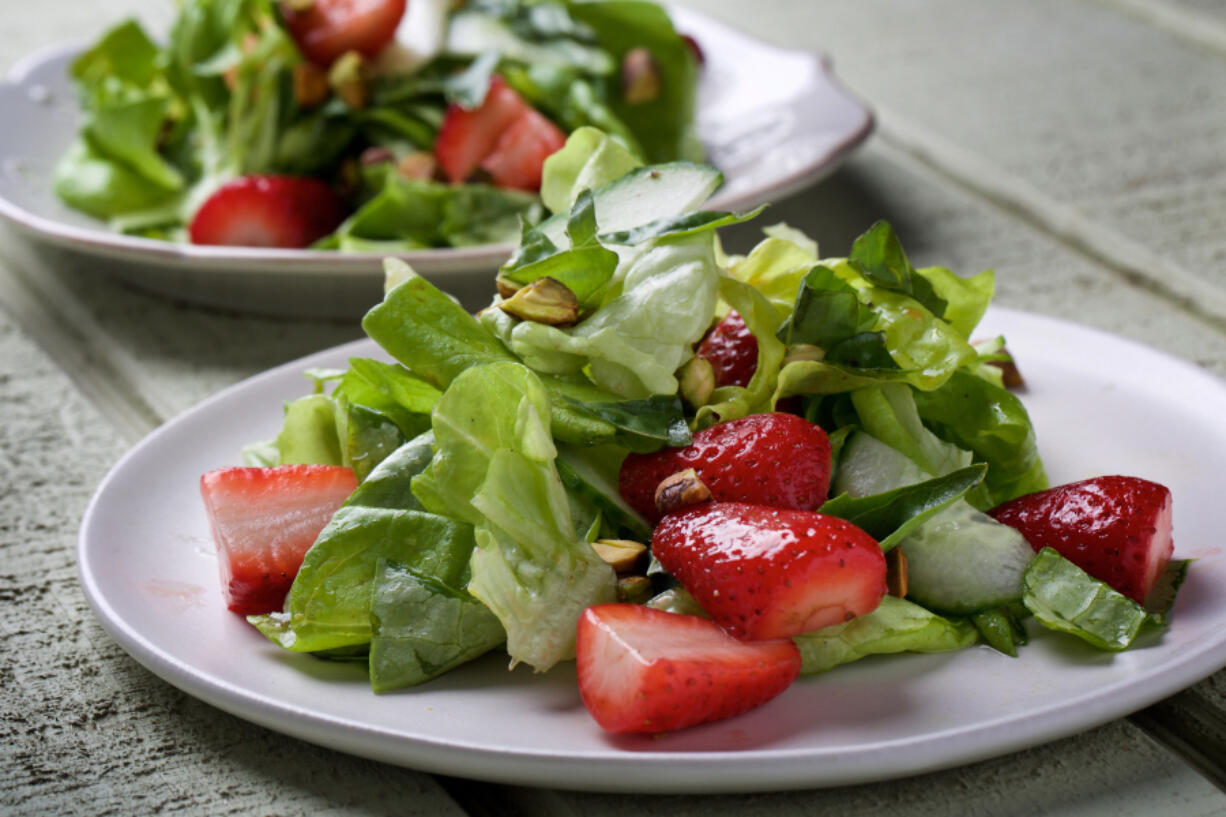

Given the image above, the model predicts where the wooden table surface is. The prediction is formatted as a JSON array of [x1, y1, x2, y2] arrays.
[[3, 0, 1226, 813]]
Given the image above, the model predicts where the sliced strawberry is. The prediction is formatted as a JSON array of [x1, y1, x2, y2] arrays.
[[200, 465, 357, 614], [434, 76, 530, 184], [576, 604, 800, 734], [695, 311, 758, 388], [619, 412, 832, 524], [479, 108, 567, 191], [989, 475, 1173, 604], [281, 0, 407, 67], [652, 502, 887, 640], [189, 175, 346, 248]]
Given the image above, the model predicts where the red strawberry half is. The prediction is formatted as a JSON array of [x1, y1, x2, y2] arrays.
[[652, 502, 887, 640], [434, 76, 530, 184], [480, 108, 567, 191], [200, 465, 357, 614], [619, 412, 833, 524], [189, 175, 347, 248], [695, 310, 758, 388], [281, 0, 407, 66], [989, 475, 1174, 604], [576, 604, 800, 734]]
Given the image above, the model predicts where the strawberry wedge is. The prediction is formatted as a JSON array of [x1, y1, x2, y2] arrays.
[[619, 412, 833, 524], [200, 465, 357, 614], [653, 502, 887, 640], [989, 475, 1174, 604], [576, 604, 800, 734]]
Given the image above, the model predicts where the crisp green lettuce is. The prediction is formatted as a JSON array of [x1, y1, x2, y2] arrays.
[[369, 559, 504, 692], [500, 232, 720, 397], [794, 596, 977, 674], [1022, 548, 1154, 651], [414, 362, 615, 671]]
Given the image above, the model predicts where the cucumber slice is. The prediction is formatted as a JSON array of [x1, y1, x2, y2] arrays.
[[900, 502, 1034, 614], [833, 431, 1035, 614], [537, 162, 723, 250]]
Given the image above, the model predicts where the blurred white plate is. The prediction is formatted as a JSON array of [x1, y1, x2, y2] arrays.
[[0, 6, 872, 317], [78, 308, 1226, 793]]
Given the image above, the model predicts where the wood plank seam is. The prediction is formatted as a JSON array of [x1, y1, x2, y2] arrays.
[[1090, 0, 1226, 57], [0, 252, 162, 443], [1129, 692, 1226, 794], [873, 105, 1226, 335]]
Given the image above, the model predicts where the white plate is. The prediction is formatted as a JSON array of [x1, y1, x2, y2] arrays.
[[78, 307, 1226, 792], [0, 7, 872, 317]]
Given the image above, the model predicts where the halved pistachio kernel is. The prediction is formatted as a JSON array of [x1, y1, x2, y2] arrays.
[[655, 468, 712, 516], [886, 547, 908, 598], [397, 151, 437, 181], [592, 539, 648, 574], [621, 47, 661, 105], [783, 343, 826, 366], [329, 51, 370, 109], [293, 61, 330, 108], [494, 275, 522, 300], [678, 356, 715, 408], [499, 277, 580, 325], [616, 575, 654, 605], [988, 347, 1026, 389]]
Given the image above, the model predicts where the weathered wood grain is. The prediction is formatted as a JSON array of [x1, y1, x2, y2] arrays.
[[0, 303, 466, 817]]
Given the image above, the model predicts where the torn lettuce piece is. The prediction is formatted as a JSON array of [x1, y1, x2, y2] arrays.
[[502, 232, 720, 397], [911, 369, 1048, 506], [369, 559, 504, 692], [332, 358, 440, 480], [273, 393, 344, 467], [250, 435, 477, 654], [540, 125, 643, 214], [694, 275, 786, 427], [724, 225, 821, 314], [1022, 548, 1155, 651], [470, 448, 615, 670], [818, 463, 987, 552], [414, 362, 616, 671], [411, 361, 557, 525], [794, 596, 977, 674]]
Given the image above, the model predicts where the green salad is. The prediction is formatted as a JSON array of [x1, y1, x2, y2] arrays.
[[55, 0, 701, 249], [215, 128, 1184, 698]]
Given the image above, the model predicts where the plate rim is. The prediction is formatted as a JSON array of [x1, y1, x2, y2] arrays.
[[0, 8, 874, 277], [76, 306, 1226, 793]]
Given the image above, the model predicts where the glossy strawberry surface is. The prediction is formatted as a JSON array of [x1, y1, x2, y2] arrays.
[[695, 311, 758, 388], [188, 175, 346, 248], [652, 502, 887, 640], [576, 604, 800, 734], [989, 475, 1173, 604], [619, 412, 832, 524], [200, 465, 356, 614], [281, 0, 407, 66]]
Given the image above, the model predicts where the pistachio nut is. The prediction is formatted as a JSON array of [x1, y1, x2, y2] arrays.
[[654, 468, 712, 516], [499, 277, 580, 325], [621, 47, 661, 105], [592, 539, 648, 574]]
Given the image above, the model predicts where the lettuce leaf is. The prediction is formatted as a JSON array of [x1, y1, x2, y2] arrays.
[[369, 559, 504, 692], [415, 361, 616, 670], [794, 596, 977, 674]]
